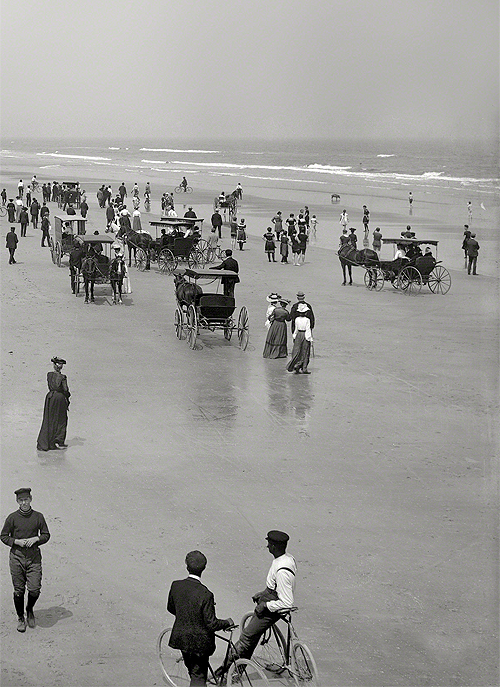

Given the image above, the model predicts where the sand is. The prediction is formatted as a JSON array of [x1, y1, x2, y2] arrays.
[[0, 157, 498, 687]]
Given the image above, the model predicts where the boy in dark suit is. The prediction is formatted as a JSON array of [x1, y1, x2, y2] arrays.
[[167, 551, 233, 686]]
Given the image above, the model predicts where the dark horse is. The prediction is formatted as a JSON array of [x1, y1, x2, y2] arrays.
[[174, 273, 203, 306], [117, 224, 153, 270], [81, 253, 109, 303], [338, 245, 379, 285]]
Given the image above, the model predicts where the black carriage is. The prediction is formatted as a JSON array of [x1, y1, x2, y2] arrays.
[[51, 215, 88, 267], [174, 268, 249, 350], [149, 218, 206, 273], [73, 235, 115, 300], [365, 238, 451, 295]]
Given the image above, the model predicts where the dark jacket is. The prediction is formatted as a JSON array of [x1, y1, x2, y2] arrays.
[[6, 231, 18, 249], [212, 257, 240, 284], [466, 238, 480, 257], [19, 210, 29, 225], [289, 302, 315, 332], [167, 577, 230, 655], [211, 212, 222, 227]]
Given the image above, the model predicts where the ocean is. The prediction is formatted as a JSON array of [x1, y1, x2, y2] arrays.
[[1, 137, 498, 198]]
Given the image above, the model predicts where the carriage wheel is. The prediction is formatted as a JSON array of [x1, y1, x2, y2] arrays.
[[158, 249, 176, 275], [196, 239, 210, 261], [427, 265, 451, 294], [135, 248, 147, 271], [187, 250, 200, 269], [55, 242, 62, 267], [187, 304, 198, 350], [374, 267, 385, 291], [174, 307, 184, 339], [364, 269, 376, 290], [398, 266, 422, 295], [237, 306, 249, 350]]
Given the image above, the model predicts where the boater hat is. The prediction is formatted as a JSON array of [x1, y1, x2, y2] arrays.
[[51, 357, 66, 365], [266, 530, 289, 544], [14, 488, 31, 497], [296, 290, 305, 297], [267, 293, 282, 302]]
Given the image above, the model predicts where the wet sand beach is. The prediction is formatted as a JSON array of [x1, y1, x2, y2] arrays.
[[0, 156, 498, 686]]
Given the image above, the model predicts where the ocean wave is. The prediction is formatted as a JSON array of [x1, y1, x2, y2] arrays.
[[37, 152, 111, 161], [39, 164, 62, 169], [141, 159, 168, 164], [108, 147, 120, 150], [377, 154, 395, 158], [171, 161, 351, 173], [140, 148, 219, 153], [210, 172, 327, 184]]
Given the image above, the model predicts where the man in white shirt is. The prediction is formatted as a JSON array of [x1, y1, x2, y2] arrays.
[[220, 530, 296, 669]]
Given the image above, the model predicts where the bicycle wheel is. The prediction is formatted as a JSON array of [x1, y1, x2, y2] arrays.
[[0, 206, 7, 217], [157, 628, 190, 687], [240, 614, 286, 674], [227, 659, 270, 686], [174, 186, 182, 193], [185, 186, 193, 193], [292, 642, 320, 686], [237, 306, 249, 350]]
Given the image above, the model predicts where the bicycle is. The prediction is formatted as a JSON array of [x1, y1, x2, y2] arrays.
[[174, 185, 193, 194], [0, 205, 7, 218], [158, 624, 270, 686], [240, 607, 320, 685]]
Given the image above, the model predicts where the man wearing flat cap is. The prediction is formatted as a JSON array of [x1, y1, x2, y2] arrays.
[[167, 551, 233, 686], [217, 530, 296, 674], [1, 489, 50, 632]]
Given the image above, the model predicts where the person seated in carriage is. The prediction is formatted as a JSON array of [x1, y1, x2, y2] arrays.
[[405, 243, 422, 261], [415, 247, 436, 274], [62, 222, 73, 244]]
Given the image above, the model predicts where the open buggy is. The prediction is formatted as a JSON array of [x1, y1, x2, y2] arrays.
[[174, 268, 249, 350], [149, 217, 206, 273], [73, 235, 116, 302], [50, 215, 87, 266], [365, 238, 451, 295]]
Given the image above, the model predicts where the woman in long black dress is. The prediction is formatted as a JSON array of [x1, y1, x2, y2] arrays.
[[263, 300, 290, 358], [37, 357, 71, 451]]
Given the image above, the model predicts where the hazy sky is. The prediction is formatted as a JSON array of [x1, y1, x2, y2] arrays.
[[1, 0, 498, 140]]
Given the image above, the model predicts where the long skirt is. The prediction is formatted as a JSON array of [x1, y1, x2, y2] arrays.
[[263, 320, 288, 358], [37, 391, 69, 451], [132, 215, 142, 232], [286, 331, 311, 372]]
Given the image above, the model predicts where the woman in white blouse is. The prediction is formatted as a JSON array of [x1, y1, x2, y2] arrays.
[[286, 302, 313, 374]]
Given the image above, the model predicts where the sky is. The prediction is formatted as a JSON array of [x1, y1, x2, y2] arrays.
[[0, 0, 498, 141]]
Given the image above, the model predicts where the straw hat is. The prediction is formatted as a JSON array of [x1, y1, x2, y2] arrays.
[[266, 292, 281, 302]]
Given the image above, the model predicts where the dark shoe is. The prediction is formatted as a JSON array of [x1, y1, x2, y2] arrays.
[[26, 611, 35, 628], [302, 370, 311, 374], [294, 370, 301, 374], [17, 616, 26, 632], [91, 298, 95, 303], [84, 298, 89, 303]]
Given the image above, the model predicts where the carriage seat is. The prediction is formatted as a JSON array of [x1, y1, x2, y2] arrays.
[[198, 294, 235, 321]]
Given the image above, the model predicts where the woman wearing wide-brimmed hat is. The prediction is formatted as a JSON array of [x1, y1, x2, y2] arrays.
[[36, 357, 71, 451], [263, 297, 291, 358]]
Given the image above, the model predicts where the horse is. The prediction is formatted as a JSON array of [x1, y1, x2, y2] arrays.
[[174, 273, 203, 307], [81, 251, 109, 303], [338, 245, 379, 285], [214, 191, 238, 218], [116, 224, 153, 269]]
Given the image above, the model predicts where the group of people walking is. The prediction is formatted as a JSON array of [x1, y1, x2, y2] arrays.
[[263, 290, 314, 374]]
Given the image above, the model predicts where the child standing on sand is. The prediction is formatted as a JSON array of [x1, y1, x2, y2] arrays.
[[263, 228, 276, 262], [237, 219, 247, 250], [309, 215, 318, 240]]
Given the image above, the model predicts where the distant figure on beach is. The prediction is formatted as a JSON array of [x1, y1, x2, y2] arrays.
[[280, 232, 289, 263], [466, 233, 480, 275], [144, 182, 151, 199], [180, 176, 188, 192], [339, 228, 349, 247], [1, 188, 7, 206], [297, 227, 308, 265], [19, 207, 29, 237], [462, 225, 471, 268], [230, 215, 238, 250], [402, 225, 413, 238], [340, 209, 348, 232], [26, 186, 32, 207], [211, 208, 223, 239], [211, 249, 239, 298], [372, 227, 382, 253], [15, 197, 23, 222], [184, 206, 197, 219], [7, 199, 16, 223], [263, 228, 276, 262], [286, 213, 296, 237], [132, 209, 142, 233], [80, 198, 89, 218], [30, 199, 40, 229], [6, 227, 19, 264], [237, 219, 246, 250], [287, 299, 314, 375], [309, 215, 317, 240], [272, 211, 283, 239], [304, 206, 310, 232], [408, 192, 413, 212], [362, 206, 370, 245], [467, 201, 472, 223], [18, 180, 24, 198], [348, 227, 357, 248], [132, 183, 139, 198], [235, 182, 243, 199], [119, 183, 127, 201]]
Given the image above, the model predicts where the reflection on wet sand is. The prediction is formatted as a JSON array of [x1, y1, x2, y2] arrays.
[[264, 360, 313, 433]]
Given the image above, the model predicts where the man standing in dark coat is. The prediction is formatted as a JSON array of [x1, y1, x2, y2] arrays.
[[211, 208, 223, 239], [466, 233, 480, 275], [19, 207, 29, 237], [211, 249, 240, 298], [289, 290, 315, 332], [30, 198, 40, 230], [6, 227, 19, 264], [167, 551, 233, 686], [1, 488, 50, 632]]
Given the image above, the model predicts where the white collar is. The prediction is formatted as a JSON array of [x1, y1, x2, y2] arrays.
[[188, 574, 202, 582]]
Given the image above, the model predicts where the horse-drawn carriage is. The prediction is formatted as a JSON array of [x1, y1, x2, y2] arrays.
[[149, 218, 206, 273], [50, 215, 87, 267], [174, 268, 249, 350], [213, 192, 238, 218], [366, 238, 451, 294], [73, 234, 116, 302]]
